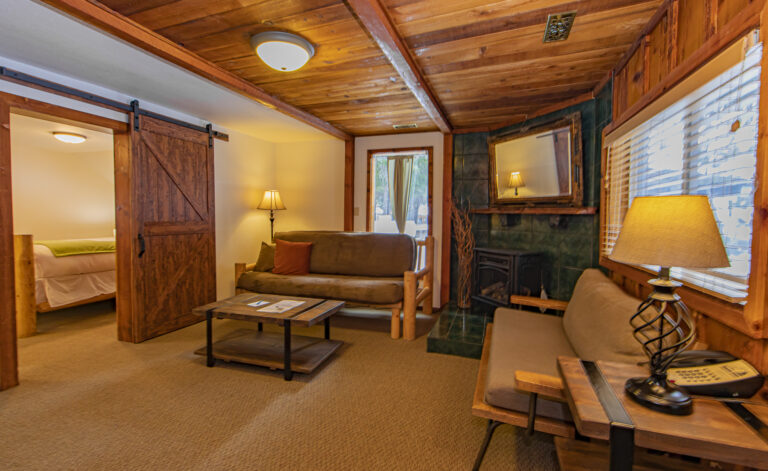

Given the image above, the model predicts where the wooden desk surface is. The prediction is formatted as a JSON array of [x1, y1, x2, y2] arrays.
[[557, 356, 768, 469], [193, 293, 345, 328]]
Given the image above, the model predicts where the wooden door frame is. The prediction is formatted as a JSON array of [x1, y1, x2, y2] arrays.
[[0, 92, 130, 389], [0, 98, 16, 390], [365, 146, 433, 235]]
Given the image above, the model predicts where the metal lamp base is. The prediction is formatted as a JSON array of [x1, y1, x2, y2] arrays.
[[625, 374, 692, 415]]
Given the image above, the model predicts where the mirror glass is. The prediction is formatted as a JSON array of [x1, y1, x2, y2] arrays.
[[489, 113, 582, 206]]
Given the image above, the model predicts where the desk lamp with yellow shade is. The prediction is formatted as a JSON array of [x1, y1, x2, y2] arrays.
[[609, 195, 729, 415]]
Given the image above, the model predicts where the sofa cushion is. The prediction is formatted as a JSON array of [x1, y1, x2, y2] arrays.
[[563, 268, 647, 364], [485, 308, 575, 421], [274, 231, 415, 277], [237, 271, 404, 305], [254, 242, 275, 272], [273, 240, 312, 275]]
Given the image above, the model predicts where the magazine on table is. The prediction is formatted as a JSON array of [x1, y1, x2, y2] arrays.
[[255, 300, 306, 313]]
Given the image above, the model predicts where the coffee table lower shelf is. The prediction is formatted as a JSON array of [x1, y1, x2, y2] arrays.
[[194, 328, 343, 375]]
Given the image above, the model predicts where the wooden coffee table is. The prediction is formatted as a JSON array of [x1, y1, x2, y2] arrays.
[[192, 293, 345, 381]]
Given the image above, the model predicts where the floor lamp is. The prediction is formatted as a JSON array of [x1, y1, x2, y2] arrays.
[[609, 195, 729, 415], [258, 190, 286, 242]]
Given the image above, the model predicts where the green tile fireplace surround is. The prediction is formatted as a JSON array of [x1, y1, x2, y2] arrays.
[[451, 86, 612, 303], [427, 307, 488, 359], [431, 86, 613, 359]]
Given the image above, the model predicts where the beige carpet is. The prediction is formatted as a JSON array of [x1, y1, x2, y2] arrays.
[[0, 302, 558, 471]]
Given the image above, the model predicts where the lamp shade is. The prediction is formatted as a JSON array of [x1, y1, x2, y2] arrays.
[[610, 195, 729, 269], [257, 190, 286, 210], [508, 171, 525, 189]]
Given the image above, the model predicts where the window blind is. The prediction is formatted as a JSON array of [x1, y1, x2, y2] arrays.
[[603, 39, 761, 301]]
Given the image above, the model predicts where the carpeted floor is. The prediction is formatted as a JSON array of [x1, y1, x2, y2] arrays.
[[0, 302, 558, 470]]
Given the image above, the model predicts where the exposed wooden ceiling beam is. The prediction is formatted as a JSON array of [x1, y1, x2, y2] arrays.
[[38, 0, 351, 141], [346, 0, 452, 133]]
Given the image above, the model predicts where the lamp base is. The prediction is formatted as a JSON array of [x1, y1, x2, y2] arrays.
[[624, 374, 693, 416]]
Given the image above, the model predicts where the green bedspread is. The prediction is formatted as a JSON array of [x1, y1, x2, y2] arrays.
[[36, 239, 116, 257]]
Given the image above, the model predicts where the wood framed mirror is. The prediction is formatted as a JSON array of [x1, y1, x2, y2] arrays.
[[489, 112, 583, 206]]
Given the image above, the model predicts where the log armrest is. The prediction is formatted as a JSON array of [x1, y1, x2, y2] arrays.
[[401, 236, 435, 340], [514, 370, 567, 402], [508, 295, 569, 312], [234, 262, 258, 285]]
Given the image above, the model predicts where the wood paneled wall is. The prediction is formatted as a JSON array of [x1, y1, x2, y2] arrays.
[[609, 0, 761, 131], [601, 0, 768, 390]]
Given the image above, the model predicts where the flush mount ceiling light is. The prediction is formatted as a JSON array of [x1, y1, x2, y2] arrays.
[[52, 132, 86, 144], [250, 31, 315, 72]]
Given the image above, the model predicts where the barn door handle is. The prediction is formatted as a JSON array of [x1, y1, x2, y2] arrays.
[[138, 233, 145, 258]]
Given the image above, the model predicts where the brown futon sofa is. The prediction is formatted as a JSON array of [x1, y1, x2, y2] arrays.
[[235, 231, 434, 340], [472, 268, 648, 469]]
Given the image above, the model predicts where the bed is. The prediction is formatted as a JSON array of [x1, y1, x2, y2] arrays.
[[14, 234, 116, 337]]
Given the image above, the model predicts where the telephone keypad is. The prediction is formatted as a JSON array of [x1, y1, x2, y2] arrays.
[[668, 360, 759, 386]]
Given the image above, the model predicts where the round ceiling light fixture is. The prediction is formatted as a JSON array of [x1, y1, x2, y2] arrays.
[[250, 31, 315, 72], [52, 132, 87, 144]]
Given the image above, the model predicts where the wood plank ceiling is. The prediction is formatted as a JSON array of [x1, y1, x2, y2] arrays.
[[382, 0, 664, 128], [96, 0, 663, 135]]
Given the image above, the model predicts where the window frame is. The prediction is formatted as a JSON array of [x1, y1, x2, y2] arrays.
[[599, 126, 763, 338], [599, 36, 768, 342], [365, 146, 433, 236], [599, 136, 755, 326]]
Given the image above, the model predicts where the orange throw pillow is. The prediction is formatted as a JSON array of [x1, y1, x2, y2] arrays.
[[273, 240, 313, 275]]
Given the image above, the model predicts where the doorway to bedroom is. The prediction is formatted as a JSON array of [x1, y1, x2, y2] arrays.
[[9, 110, 117, 338]]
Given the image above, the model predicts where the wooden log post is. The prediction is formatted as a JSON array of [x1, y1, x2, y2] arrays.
[[423, 236, 434, 315], [13, 235, 36, 338], [403, 271, 417, 340], [391, 305, 401, 339]]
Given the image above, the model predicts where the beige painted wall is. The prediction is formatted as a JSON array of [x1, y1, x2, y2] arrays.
[[274, 139, 345, 233], [214, 131, 276, 298], [355, 132, 444, 308], [1, 61, 343, 301], [11, 134, 115, 240]]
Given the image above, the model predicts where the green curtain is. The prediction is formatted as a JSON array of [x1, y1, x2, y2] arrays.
[[387, 156, 414, 234]]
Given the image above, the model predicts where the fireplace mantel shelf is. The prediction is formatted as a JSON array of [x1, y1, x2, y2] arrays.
[[471, 207, 597, 215]]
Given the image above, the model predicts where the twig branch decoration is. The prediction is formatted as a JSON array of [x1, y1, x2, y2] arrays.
[[451, 200, 475, 309]]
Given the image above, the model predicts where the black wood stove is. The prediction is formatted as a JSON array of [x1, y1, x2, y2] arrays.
[[471, 247, 544, 310]]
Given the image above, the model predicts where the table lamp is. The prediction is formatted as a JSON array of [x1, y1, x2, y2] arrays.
[[508, 171, 525, 196], [609, 195, 729, 415], [257, 190, 286, 242]]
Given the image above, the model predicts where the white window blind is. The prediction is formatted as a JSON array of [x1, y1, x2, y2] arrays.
[[603, 38, 761, 301]]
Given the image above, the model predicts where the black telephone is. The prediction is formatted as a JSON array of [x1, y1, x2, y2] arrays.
[[667, 350, 765, 398]]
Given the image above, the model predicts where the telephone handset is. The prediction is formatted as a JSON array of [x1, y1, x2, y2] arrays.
[[667, 350, 765, 398]]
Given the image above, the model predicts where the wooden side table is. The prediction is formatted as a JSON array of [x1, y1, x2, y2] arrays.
[[557, 356, 768, 470]]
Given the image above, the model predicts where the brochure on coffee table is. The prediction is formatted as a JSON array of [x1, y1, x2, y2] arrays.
[[258, 300, 305, 313]]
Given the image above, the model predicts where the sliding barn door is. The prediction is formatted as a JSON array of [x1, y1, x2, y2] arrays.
[[122, 115, 216, 342]]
